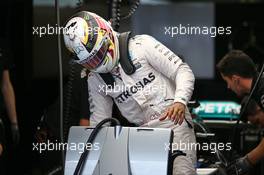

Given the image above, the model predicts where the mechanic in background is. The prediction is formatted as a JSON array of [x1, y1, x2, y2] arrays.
[[217, 50, 264, 175]]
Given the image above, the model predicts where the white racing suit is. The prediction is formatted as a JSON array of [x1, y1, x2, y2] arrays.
[[88, 35, 197, 175]]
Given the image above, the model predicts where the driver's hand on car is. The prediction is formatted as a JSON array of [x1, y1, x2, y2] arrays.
[[159, 102, 186, 125]]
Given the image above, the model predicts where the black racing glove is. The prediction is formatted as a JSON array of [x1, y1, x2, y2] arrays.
[[11, 123, 20, 146], [226, 155, 253, 175]]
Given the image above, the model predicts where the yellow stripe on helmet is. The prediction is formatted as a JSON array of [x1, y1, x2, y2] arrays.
[[82, 21, 89, 45]]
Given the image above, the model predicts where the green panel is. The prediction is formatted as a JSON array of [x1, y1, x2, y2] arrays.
[[193, 101, 241, 119]]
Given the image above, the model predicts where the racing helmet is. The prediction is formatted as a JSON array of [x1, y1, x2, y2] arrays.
[[63, 11, 119, 73]]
